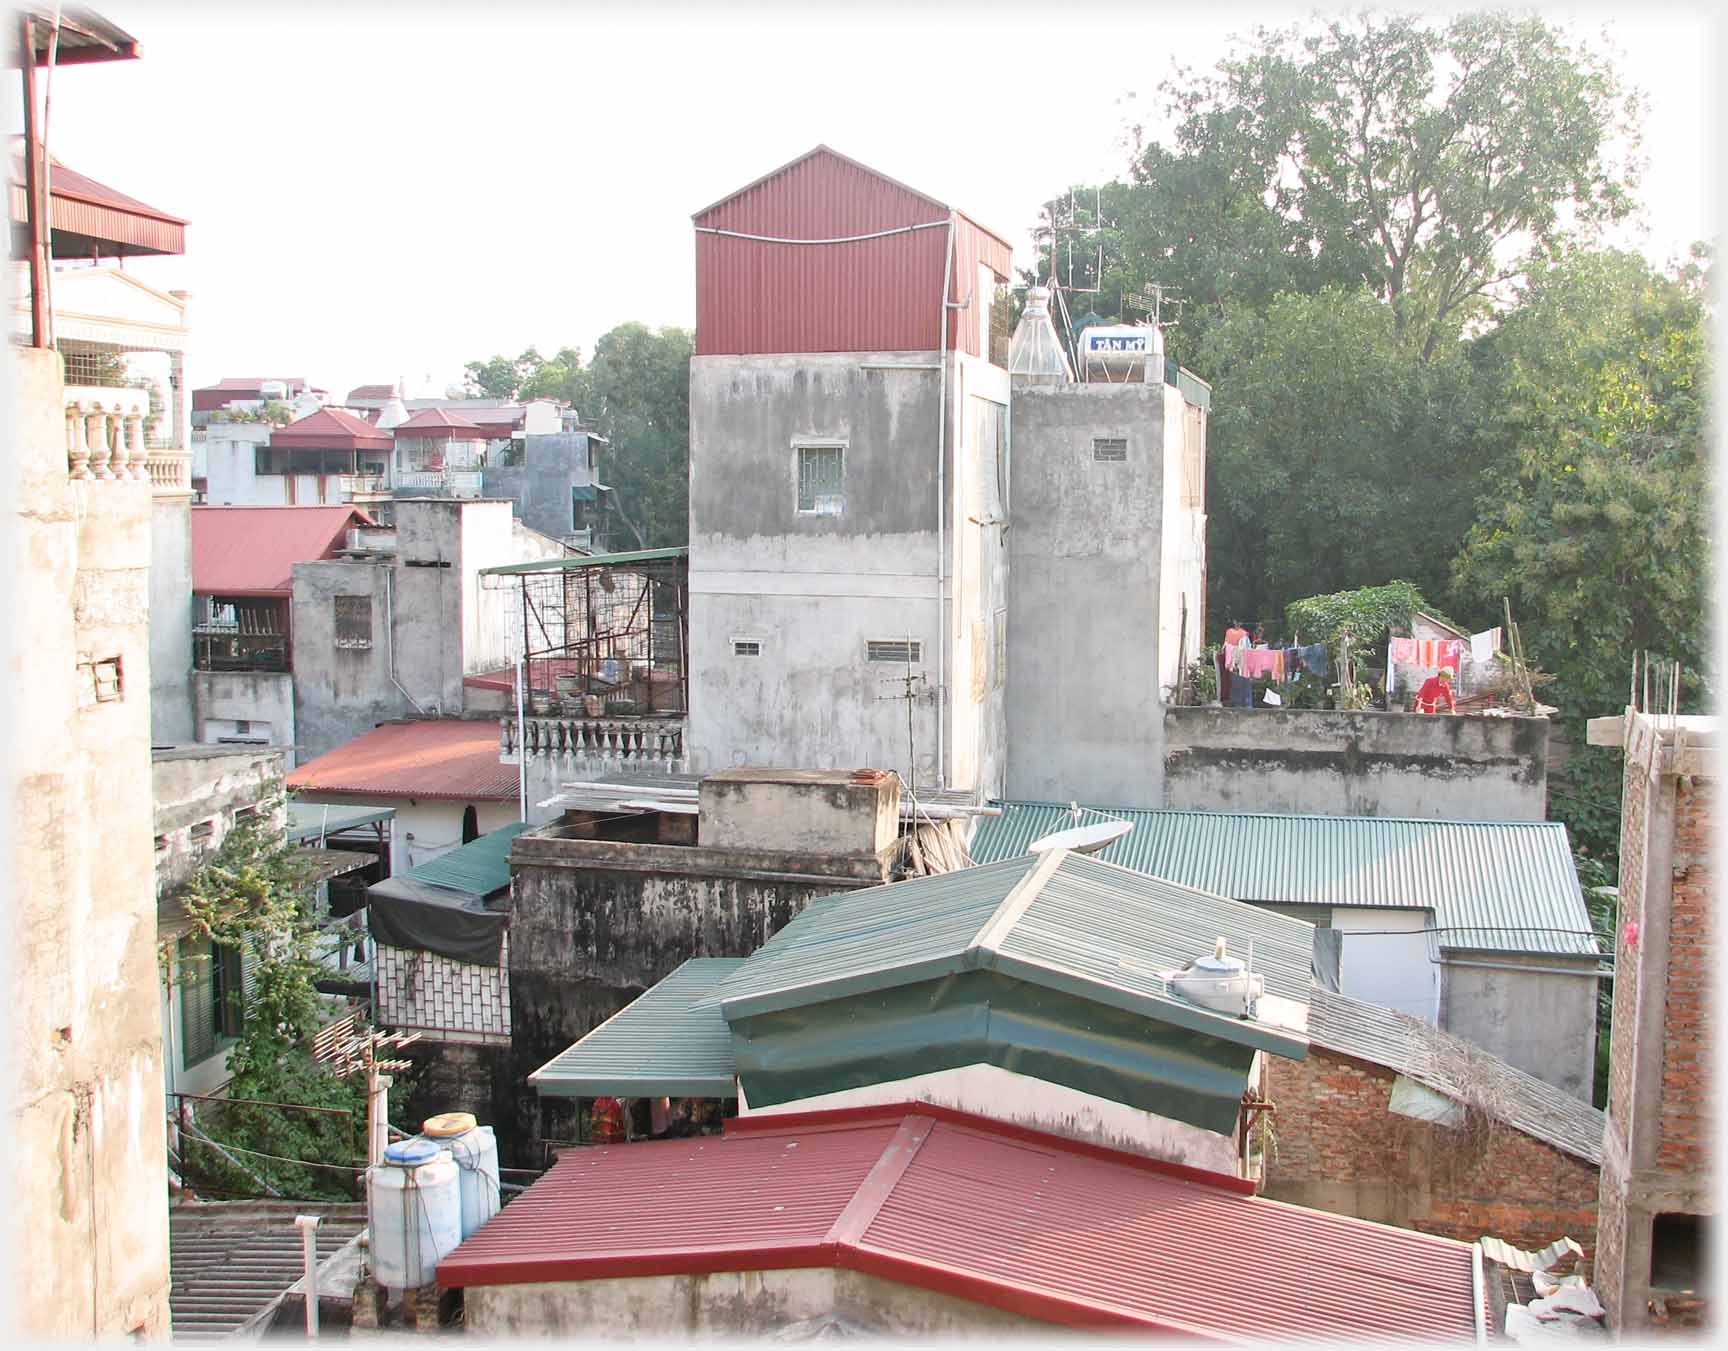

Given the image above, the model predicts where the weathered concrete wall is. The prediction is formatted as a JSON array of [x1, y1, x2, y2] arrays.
[[192, 669, 297, 762], [201, 423, 273, 504], [742, 1061, 1240, 1175], [1264, 1045, 1599, 1262], [502, 831, 892, 1166], [152, 745, 287, 894], [291, 558, 408, 760], [1439, 955, 1599, 1102], [480, 432, 596, 540], [149, 494, 195, 743], [6, 346, 171, 1337], [465, 1266, 1040, 1339], [1162, 707, 1550, 820], [1005, 381, 1176, 807], [699, 768, 900, 855], [688, 351, 1003, 793]]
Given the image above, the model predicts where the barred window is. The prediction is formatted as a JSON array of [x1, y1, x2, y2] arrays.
[[179, 936, 244, 1067], [867, 640, 922, 664], [333, 595, 373, 650], [796, 443, 845, 515], [732, 639, 762, 657]]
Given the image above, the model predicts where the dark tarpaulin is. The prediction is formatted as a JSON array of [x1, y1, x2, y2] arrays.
[[366, 876, 506, 967], [1312, 928, 1343, 992]]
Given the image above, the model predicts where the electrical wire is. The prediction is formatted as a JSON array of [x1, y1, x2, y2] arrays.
[[694, 220, 949, 246]]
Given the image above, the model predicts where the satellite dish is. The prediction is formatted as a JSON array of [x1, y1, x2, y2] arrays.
[[1027, 819, 1133, 856]]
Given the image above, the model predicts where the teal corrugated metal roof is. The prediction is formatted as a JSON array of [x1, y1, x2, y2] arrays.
[[970, 803, 1595, 959], [479, 546, 687, 576], [286, 800, 394, 843], [530, 958, 742, 1098], [706, 851, 1312, 1056], [399, 821, 530, 897]]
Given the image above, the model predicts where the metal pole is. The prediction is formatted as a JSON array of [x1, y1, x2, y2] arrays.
[[19, 16, 49, 349], [294, 1214, 323, 1338], [514, 652, 527, 822]]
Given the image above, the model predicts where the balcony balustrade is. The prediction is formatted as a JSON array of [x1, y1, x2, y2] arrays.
[[501, 714, 687, 769], [64, 385, 149, 481]]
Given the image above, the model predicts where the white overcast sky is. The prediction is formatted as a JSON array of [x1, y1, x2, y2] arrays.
[[19, 0, 1722, 399]]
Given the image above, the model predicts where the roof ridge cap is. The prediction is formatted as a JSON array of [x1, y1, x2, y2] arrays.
[[972, 848, 1064, 956]]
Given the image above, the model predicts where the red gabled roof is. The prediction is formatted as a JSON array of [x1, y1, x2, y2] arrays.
[[286, 720, 517, 802], [394, 406, 485, 437], [346, 384, 397, 402], [190, 505, 371, 596], [269, 406, 395, 451], [437, 1102, 1483, 1342]]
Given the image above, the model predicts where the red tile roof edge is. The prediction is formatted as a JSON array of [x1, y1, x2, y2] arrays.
[[286, 784, 517, 804], [724, 1100, 1258, 1196]]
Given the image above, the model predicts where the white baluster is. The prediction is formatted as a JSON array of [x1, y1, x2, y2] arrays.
[[86, 409, 114, 479], [66, 400, 92, 480], [124, 413, 148, 480]]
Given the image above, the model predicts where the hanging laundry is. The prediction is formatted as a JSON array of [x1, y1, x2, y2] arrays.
[[1224, 626, 1249, 648], [1437, 639, 1462, 672], [1389, 637, 1419, 664], [1216, 648, 1232, 703], [1299, 643, 1330, 679], [1240, 648, 1280, 679], [1469, 627, 1500, 665]]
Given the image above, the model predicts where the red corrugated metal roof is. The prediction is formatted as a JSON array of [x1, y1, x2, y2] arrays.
[[190, 505, 370, 596], [394, 407, 485, 437], [9, 143, 186, 256], [269, 406, 396, 451], [692, 145, 1012, 359], [286, 720, 517, 802], [346, 384, 397, 402], [437, 1103, 1482, 1342], [192, 377, 315, 412]]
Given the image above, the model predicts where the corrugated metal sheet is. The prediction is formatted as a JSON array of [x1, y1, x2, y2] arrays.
[[269, 407, 395, 451], [438, 1103, 1479, 1341], [531, 958, 743, 1098], [707, 852, 1310, 1056], [400, 821, 530, 897], [479, 546, 688, 576], [10, 152, 187, 256], [169, 1204, 366, 1342], [286, 720, 518, 802], [1308, 987, 1605, 1165], [190, 505, 371, 595], [971, 802, 1596, 958], [693, 146, 1011, 358], [286, 801, 394, 843]]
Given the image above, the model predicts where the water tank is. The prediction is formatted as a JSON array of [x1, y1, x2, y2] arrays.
[[1007, 286, 1073, 383], [1078, 323, 1165, 383], [418, 1112, 500, 1239], [1167, 938, 1264, 1019], [367, 1139, 462, 1290]]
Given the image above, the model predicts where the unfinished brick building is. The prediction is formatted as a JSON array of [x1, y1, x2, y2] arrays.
[[1264, 988, 1604, 1259], [1587, 707, 1716, 1333]]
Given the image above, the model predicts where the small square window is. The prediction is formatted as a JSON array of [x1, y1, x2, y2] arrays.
[[796, 444, 845, 515], [1093, 437, 1128, 462], [867, 640, 923, 664], [732, 639, 762, 658], [334, 595, 373, 650]]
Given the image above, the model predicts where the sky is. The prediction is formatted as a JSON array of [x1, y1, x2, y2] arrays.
[[18, 0, 1722, 401]]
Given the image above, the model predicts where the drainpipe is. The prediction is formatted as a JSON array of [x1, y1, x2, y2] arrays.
[[935, 216, 954, 789], [514, 651, 527, 822], [384, 565, 427, 715], [295, 1214, 323, 1338]]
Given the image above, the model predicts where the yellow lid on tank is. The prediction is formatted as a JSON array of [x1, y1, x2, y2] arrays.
[[421, 1111, 478, 1138]]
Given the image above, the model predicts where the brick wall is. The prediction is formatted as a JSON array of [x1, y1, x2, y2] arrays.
[[376, 934, 511, 1042], [1657, 775, 1714, 1173], [1265, 1046, 1600, 1261], [1607, 754, 1650, 1144]]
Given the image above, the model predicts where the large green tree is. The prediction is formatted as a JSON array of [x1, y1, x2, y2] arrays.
[[578, 323, 693, 549]]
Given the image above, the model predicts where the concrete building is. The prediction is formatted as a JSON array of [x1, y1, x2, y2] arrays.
[[201, 405, 393, 508], [481, 428, 612, 548], [190, 375, 323, 430], [685, 146, 1014, 794], [289, 496, 568, 760], [6, 10, 177, 1333], [1586, 708, 1717, 1334]]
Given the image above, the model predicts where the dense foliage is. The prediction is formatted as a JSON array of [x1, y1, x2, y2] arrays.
[[173, 803, 369, 1200]]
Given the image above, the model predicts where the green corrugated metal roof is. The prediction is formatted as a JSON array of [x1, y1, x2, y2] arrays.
[[479, 546, 688, 576], [399, 821, 530, 897], [705, 851, 1312, 1057], [969, 803, 1595, 959], [530, 958, 743, 1098], [286, 800, 394, 843]]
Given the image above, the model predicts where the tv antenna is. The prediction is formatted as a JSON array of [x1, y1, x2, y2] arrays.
[[313, 1013, 421, 1165], [874, 634, 928, 792], [1124, 283, 1182, 330]]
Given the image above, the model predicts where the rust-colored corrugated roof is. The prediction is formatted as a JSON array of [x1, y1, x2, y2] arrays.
[[345, 384, 397, 402], [190, 505, 370, 596], [9, 143, 186, 256], [437, 1102, 1482, 1341], [394, 406, 485, 437], [269, 406, 395, 451], [286, 720, 517, 802]]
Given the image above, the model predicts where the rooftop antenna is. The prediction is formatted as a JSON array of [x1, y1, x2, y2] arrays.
[[874, 631, 927, 793], [313, 1013, 420, 1166]]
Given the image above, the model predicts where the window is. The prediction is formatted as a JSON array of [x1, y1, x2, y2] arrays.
[[234, 720, 251, 736], [189, 819, 215, 843], [1181, 404, 1206, 509], [333, 595, 373, 650], [867, 640, 922, 664], [732, 639, 762, 658], [1651, 1213, 1710, 1290], [179, 936, 244, 1067], [796, 443, 845, 515], [1093, 437, 1128, 462]]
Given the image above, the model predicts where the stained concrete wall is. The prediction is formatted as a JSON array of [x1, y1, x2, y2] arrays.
[[1006, 380, 1196, 806], [150, 495, 195, 742], [480, 432, 596, 541], [192, 670, 297, 763], [5, 347, 172, 1337], [1439, 954, 1599, 1101], [502, 830, 894, 1166], [687, 351, 1006, 794], [1162, 707, 1550, 820], [465, 1266, 1039, 1339], [741, 1061, 1240, 1175]]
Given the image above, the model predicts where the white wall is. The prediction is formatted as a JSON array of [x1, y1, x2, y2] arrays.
[[392, 798, 519, 874], [1331, 908, 1439, 1023], [202, 424, 275, 505]]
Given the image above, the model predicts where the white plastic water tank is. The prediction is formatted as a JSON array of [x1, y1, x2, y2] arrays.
[[418, 1112, 501, 1239], [367, 1139, 462, 1290], [1079, 323, 1165, 382]]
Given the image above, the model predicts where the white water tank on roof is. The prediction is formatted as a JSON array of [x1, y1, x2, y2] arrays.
[[367, 1139, 461, 1291], [416, 1112, 500, 1239], [1079, 323, 1165, 383]]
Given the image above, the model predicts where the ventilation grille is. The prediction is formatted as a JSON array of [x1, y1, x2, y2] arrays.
[[1093, 437, 1128, 462], [867, 640, 922, 664]]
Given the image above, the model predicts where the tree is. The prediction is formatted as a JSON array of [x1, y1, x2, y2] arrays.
[[582, 323, 693, 549], [1197, 287, 1490, 631], [172, 802, 370, 1200], [1053, 12, 1639, 363]]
